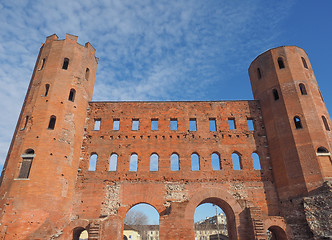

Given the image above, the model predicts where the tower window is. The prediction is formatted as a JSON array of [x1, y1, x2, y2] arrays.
[[190, 118, 197, 131], [170, 119, 178, 130], [39, 58, 45, 70], [88, 153, 97, 171], [257, 68, 262, 79], [191, 153, 200, 171], [18, 149, 35, 179], [294, 116, 303, 129], [94, 119, 101, 131], [317, 147, 329, 154], [209, 118, 217, 131], [85, 68, 90, 80], [170, 153, 179, 171], [299, 83, 307, 95], [21, 116, 29, 131], [247, 118, 254, 131], [62, 58, 69, 70], [277, 57, 285, 69], [252, 152, 261, 170], [109, 153, 118, 171], [68, 89, 76, 102], [44, 84, 50, 97], [132, 119, 139, 131], [129, 153, 138, 171], [150, 153, 159, 171], [301, 57, 308, 69], [228, 118, 236, 130], [273, 89, 279, 101], [151, 119, 158, 131], [322, 116, 330, 131], [48, 115, 56, 130], [113, 119, 120, 130], [232, 152, 242, 170]]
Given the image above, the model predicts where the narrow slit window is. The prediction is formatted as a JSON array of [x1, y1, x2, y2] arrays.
[[151, 119, 158, 131], [277, 57, 285, 69], [209, 118, 217, 131], [150, 153, 159, 171], [44, 84, 50, 97], [322, 116, 330, 131], [94, 119, 101, 131], [62, 58, 69, 70], [129, 154, 138, 171], [113, 119, 120, 130], [68, 89, 76, 102], [132, 119, 139, 131], [39, 58, 45, 70], [190, 118, 197, 131], [191, 153, 200, 171], [170, 153, 179, 171], [21, 116, 29, 130], [294, 116, 303, 129], [301, 57, 308, 69], [85, 68, 90, 80], [232, 152, 242, 170], [170, 119, 178, 131], [109, 153, 118, 171], [211, 153, 221, 171], [247, 118, 254, 131], [228, 118, 236, 130], [48, 115, 56, 130], [273, 89, 279, 101], [88, 153, 97, 171], [299, 83, 307, 95], [257, 68, 262, 79], [18, 149, 35, 179], [252, 152, 261, 170]]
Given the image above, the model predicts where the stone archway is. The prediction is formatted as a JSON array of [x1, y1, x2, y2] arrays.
[[267, 225, 288, 240]]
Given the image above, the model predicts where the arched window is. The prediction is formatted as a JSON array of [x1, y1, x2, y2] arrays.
[[150, 153, 159, 171], [273, 89, 279, 101], [73, 227, 88, 240], [62, 58, 69, 70], [257, 68, 262, 79], [39, 58, 45, 70], [211, 153, 221, 170], [109, 153, 118, 171], [317, 147, 329, 154], [301, 57, 308, 69], [277, 57, 285, 69], [88, 153, 97, 171], [252, 152, 261, 170], [68, 89, 76, 102], [191, 153, 200, 171], [85, 68, 90, 80], [232, 152, 242, 170], [129, 154, 138, 171], [322, 116, 330, 131], [44, 84, 50, 97], [294, 116, 303, 129], [48, 115, 56, 130], [170, 153, 179, 171], [18, 149, 35, 179], [299, 83, 307, 95]]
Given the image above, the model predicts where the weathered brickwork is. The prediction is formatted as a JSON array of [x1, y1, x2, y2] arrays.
[[0, 35, 331, 240]]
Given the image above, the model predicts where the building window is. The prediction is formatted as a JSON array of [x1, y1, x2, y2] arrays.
[[232, 152, 242, 170], [228, 118, 236, 130], [252, 152, 261, 170], [211, 153, 221, 170], [113, 119, 120, 130], [170, 153, 179, 171], [294, 116, 303, 129], [317, 147, 329, 154], [301, 57, 308, 69], [109, 153, 118, 171], [44, 84, 50, 97], [62, 58, 69, 70], [209, 118, 216, 131], [88, 153, 97, 171], [68, 88, 76, 102], [273, 89, 279, 101], [322, 116, 330, 131], [129, 154, 138, 171], [48, 115, 56, 130], [190, 118, 197, 131], [85, 68, 90, 80], [39, 58, 45, 70], [94, 119, 101, 131], [191, 153, 200, 171], [132, 119, 139, 131], [18, 149, 35, 179], [247, 118, 254, 131], [150, 153, 159, 171], [151, 119, 158, 131], [21, 116, 29, 131], [299, 83, 307, 95], [170, 119, 178, 130], [257, 68, 262, 79], [277, 57, 285, 69]]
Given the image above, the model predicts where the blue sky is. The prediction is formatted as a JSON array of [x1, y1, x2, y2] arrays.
[[0, 1, 331, 176]]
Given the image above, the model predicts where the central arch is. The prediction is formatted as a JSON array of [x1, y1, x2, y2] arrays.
[[185, 188, 243, 240]]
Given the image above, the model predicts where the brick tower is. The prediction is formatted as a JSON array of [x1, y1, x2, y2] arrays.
[[0, 34, 98, 239], [249, 46, 332, 238]]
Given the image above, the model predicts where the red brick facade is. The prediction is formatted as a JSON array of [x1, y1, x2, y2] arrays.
[[0, 35, 331, 240]]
